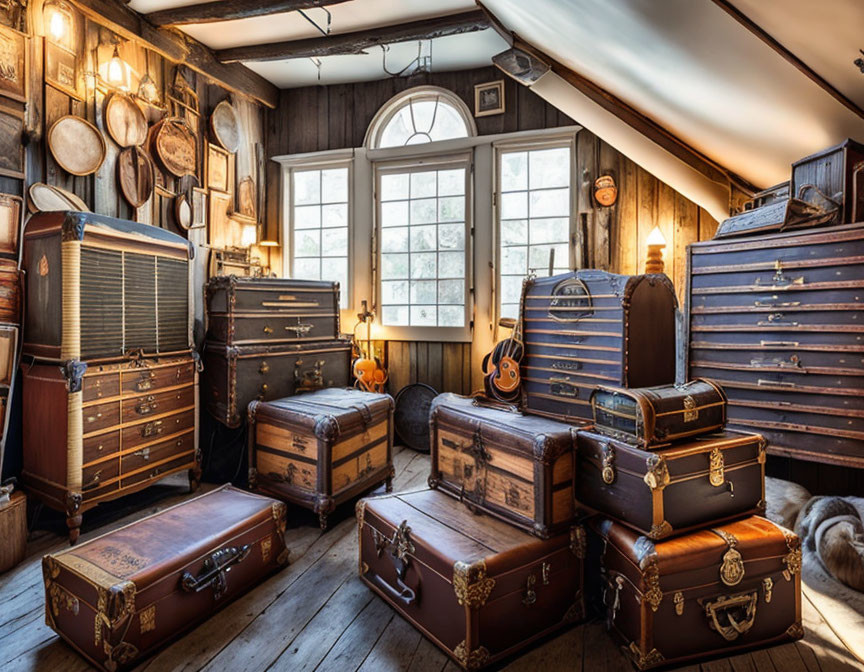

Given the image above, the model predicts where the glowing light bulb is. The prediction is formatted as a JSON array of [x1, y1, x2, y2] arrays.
[[107, 45, 126, 89], [646, 226, 666, 247], [241, 223, 257, 247], [48, 9, 67, 42]]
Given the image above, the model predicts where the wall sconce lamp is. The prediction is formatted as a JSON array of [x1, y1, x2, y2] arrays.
[[44, 1, 72, 45], [240, 222, 258, 248], [106, 44, 127, 89], [645, 226, 667, 274]]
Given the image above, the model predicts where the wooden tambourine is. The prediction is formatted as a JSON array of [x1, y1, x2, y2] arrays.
[[47, 115, 106, 176], [105, 92, 148, 148]]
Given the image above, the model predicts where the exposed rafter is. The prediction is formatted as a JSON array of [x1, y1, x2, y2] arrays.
[[216, 9, 491, 63], [711, 0, 864, 121], [146, 0, 350, 28], [66, 0, 279, 107], [500, 38, 758, 195]]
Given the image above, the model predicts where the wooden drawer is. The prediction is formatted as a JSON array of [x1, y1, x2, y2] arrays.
[[82, 400, 120, 434], [83, 373, 120, 403], [121, 361, 194, 395], [83, 430, 120, 465], [81, 458, 119, 494], [121, 385, 194, 423], [122, 409, 196, 449], [121, 430, 195, 473], [120, 454, 193, 489]]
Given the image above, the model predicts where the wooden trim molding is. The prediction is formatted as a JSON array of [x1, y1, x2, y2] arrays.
[[146, 0, 350, 27], [216, 9, 491, 63]]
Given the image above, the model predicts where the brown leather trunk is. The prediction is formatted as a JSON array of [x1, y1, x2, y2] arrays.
[[521, 270, 677, 423], [42, 485, 289, 672], [22, 211, 193, 362], [21, 354, 200, 544], [358, 489, 586, 670], [590, 379, 727, 448], [429, 393, 576, 538], [686, 222, 864, 466], [575, 429, 765, 539], [202, 339, 352, 428], [591, 516, 802, 670], [0, 489, 26, 573], [248, 388, 394, 528], [205, 276, 340, 346]]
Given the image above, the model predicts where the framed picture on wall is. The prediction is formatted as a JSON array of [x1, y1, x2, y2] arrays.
[[0, 104, 24, 178], [207, 142, 230, 193], [474, 80, 505, 117], [190, 187, 207, 229], [45, 41, 82, 101], [0, 24, 27, 103], [208, 189, 232, 247]]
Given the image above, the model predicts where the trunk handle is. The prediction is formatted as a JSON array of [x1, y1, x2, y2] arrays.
[[702, 591, 758, 641], [367, 520, 418, 606], [180, 545, 251, 600]]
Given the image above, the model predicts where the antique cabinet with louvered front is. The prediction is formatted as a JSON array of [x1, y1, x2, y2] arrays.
[[20, 211, 199, 543], [685, 222, 864, 466]]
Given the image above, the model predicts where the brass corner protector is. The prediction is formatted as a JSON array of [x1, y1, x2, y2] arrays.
[[648, 520, 672, 540], [570, 525, 587, 560], [271, 501, 287, 535], [782, 531, 802, 581], [786, 622, 804, 640], [453, 560, 496, 609], [643, 455, 669, 492], [453, 641, 491, 671], [627, 642, 665, 670], [642, 559, 663, 612]]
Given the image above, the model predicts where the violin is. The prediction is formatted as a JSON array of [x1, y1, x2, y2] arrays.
[[482, 316, 524, 403]]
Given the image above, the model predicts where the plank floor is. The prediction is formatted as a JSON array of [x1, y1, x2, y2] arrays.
[[1, 448, 862, 672]]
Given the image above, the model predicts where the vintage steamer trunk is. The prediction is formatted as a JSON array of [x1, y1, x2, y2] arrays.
[[429, 393, 576, 538], [248, 388, 394, 528], [203, 339, 352, 428], [358, 489, 586, 670], [593, 517, 802, 670], [205, 276, 340, 346], [590, 379, 727, 448], [791, 138, 864, 225], [521, 270, 677, 422], [686, 222, 864, 466], [575, 429, 765, 540], [22, 212, 192, 362], [0, 487, 27, 573], [21, 354, 200, 543], [42, 485, 289, 672]]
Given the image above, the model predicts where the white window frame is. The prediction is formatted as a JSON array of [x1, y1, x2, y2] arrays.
[[373, 152, 473, 342], [280, 152, 355, 310], [493, 134, 578, 325], [365, 85, 477, 150]]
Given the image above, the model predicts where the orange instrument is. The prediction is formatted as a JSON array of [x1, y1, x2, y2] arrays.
[[352, 300, 388, 394], [482, 316, 524, 403]]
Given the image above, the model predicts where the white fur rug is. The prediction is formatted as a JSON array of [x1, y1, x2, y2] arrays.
[[765, 477, 864, 663]]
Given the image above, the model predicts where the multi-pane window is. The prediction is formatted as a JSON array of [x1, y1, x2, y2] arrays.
[[378, 163, 468, 329], [290, 166, 350, 308], [497, 144, 573, 319]]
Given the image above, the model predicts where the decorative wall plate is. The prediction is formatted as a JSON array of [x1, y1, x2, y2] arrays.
[[105, 92, 148, 148], [210, 99, 240, 153], [153, 118, 197, 177], [117, 146, 155, 208], [47, 115, 106, 176], [28, 182, 90, 213]]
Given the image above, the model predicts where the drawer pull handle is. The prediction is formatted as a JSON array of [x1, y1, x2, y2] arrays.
[[263, 326, 274, 334], [141, 421, 164, 438], [136, 402, 157, 415], [87, 412, 103, 423], [180, 545, 252, 600], [97, 444, 104, 452], [136, 379, 153, 391], [757, 379, 797, 388], [259, 362, 270, 374], [754, 300, 801, 308], [284, 321, 313, 335], [760, 340, 798, 348], [134, 447, 150, 461], [176, 439, 184, 446], [82, 470, 102, 490]]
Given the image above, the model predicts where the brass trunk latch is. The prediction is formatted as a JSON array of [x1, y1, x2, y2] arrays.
[[682, 395, 698, 423], [180, 545, 252, 601], [711, 528, 745, 587], [522, 574, 537, 606], [601, 443, 616, 484], [709, 446, 725, 487], [673, 591, 684, 616], [762, 577, 773, 603]]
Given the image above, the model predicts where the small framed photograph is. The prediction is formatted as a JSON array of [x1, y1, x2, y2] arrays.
[[191, 187, 207, 229], [474, 80, 505, 117], [207, 142, 230, 193], [208, 189, 233, 247], [45, 41, 82, 101], [0, 104, 24, 179], [0, 193, 22, 254], [0, 24, 27, 103]]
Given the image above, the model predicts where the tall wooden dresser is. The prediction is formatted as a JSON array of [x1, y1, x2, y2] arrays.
[[685, 222, 864, 467], [21, 212, 199, 543]]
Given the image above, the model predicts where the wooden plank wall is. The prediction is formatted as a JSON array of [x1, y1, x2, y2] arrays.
[[265, 66, 720, 397]]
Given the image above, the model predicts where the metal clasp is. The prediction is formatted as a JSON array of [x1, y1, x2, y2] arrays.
[[180, 545, 251, 601], [601, 442, 616, 484], [522, 574, 537, 606]]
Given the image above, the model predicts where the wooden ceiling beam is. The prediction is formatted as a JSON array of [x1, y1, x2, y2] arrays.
[[711, 0, 864, 120], [67, 0, 279, 108], [146, 0, 351, 28], [216, 9, 491, 63], [503, 38, 758, 195]]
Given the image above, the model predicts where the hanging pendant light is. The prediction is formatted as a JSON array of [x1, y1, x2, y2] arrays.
[[137, 51, 160, 106], [106, 44, 127, 90]]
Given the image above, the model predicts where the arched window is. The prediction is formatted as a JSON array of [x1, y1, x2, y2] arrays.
[[366, 86, 476, 149]]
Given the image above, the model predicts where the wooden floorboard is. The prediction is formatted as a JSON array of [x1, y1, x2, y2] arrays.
[[0, 450, 861, 672]]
